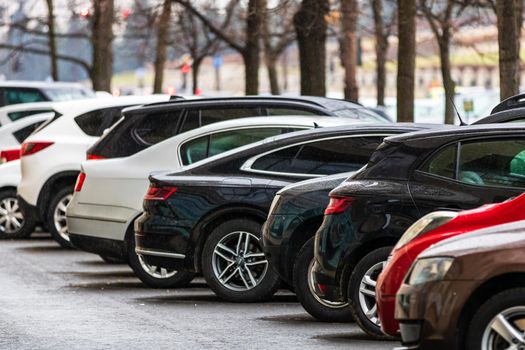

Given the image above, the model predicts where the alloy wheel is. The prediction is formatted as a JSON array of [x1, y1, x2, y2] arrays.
[[137, 254, 178, 279], [482, 306, 525, 350], [307, 259, 348, 309], [211, 230, 268, 291], [53, 194, 72, 242], [0, 197, 24, 234], [358, 261, 385, 326]]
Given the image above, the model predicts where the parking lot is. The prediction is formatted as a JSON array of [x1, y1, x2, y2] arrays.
[[0, 233, 395, 350]]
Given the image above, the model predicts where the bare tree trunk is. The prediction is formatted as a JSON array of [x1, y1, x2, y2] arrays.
[[265, 54, 280, 94], [153, 0, 172, 94], [282, 50, 289, 91], [438, 34, 455, 124], [91, 0, 114, 92], [372, 0, 387, 106], [496, 0, 520, 99], [244, 0, 262, 95], [294, 0, 329, 96], [340, 0, 359, 101], [45, 0, 58, 81], [192, 56, 203, 94], [515, 0, 523, 87], [396, 0, 416, 122]]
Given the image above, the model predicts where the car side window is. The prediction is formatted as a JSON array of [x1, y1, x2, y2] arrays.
[[75, 107, 126, 137], [457, 139, 525, 188], [250, 136, 385, 175], [422, 144, 457, 179], [2, 88, 46, 106], [8, 109, 54, 122], [266, 107, 318, 116], [13, 120, 46, 143], [133, 110, 183, 145], [180, 127, 298, 165]]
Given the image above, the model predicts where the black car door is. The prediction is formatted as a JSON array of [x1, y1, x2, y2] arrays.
[[409, 136, 525, 216]]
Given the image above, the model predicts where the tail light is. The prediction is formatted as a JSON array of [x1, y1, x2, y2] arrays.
[[75, 172, 86, 192], [0, 148, 21, 163], [144, 185, 177, 201], [87, 154, 106, 160], [324, 196, 354, 215], [20, 141, 54, 156]]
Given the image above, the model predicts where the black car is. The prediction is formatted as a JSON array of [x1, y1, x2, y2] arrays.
[[263, 172, 353, 321], [312, 124, 525, 337], [134, 124, 427, 302], [88, 96, 389, 159]]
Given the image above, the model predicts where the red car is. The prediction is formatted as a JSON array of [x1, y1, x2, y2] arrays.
[[376, 192, 525, 337]]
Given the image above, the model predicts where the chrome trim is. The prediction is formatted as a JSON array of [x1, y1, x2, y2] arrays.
[[135, 248, 185, 259], [240, 133, 392, 178]]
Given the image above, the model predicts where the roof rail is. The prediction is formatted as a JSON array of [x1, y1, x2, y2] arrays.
[[491, 93, 525, 114]]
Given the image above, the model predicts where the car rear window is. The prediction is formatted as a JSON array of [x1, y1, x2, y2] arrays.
[[0, 88, 47, 106], [13, 120, 46, 143], [75, 107, 126, 137]]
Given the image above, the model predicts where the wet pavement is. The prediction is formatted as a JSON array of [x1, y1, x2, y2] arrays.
[[0, 234, 397, 349]]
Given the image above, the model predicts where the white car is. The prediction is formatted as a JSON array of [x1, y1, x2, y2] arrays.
[[17, 95, 169, 244], [0, 101, 58, 126], [0, 160, 26, 237], [66, 116, 357, 283], [0, 112, 52, 150]]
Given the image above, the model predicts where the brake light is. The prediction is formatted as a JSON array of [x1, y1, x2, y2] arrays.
[[20, 141, 54, 156], [144, 185, 177, 201], [0, 148, 21, 163], [87, 154, 106, 160], [324, 196, 354, 215], [75, 172, 86, 192]]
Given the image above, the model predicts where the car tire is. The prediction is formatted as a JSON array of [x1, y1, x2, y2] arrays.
[[99, 255, 125, 264], [466, 288, 525, 350], [294, 238, 353, 322], [202, 218, 280, 302], [347, 246, 392, 338], [0, 188, 35, 239], [46, 185, 74, 248], [127, 235, 195, 288]]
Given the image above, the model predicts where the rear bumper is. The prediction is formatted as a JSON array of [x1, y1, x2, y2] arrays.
[[261, 216, 292, 285], [17, 194, 40, 222], [69, 233, 127, 261]]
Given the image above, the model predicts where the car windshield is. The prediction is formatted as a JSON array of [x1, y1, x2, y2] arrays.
[[43, 87, 95, 101], [332, 107, 389, 122]]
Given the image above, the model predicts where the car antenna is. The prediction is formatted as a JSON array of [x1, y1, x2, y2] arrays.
[[449, 96, 467, 126]]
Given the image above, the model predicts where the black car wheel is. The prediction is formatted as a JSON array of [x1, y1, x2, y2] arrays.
[[128, 235, 195, 288], [46, 186, 74, 248], [0, 189, 35, 239], [347, 246, 392, 338], [466, 288, 525, 350], [294, 238, 352, 322], [202, 218, 280, 302]]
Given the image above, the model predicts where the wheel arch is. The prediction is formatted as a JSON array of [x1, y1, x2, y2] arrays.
[[36, 171, 79, 223], [286, 215, 324, 281], [192, 205, 268, 272]]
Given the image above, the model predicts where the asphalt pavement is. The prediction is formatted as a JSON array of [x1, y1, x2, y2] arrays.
[[0, 234, 397, 350]]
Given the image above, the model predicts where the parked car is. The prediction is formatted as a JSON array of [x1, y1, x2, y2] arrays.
[[395, 220, 525, 350], [66, 116, 354, 281], [311, 124, 525, 337], [17, 95, 170, 245], [135, 124, 418, 302], [0, 112, 51, 150], [0, 101, 57, 126], [0, 81, 95, 107], [0, 160, 27, 238], [86, 95, 389, 160], [377, 192, 525, 337]]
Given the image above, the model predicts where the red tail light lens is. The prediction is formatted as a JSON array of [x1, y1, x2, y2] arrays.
[[20, 141, 54, 156], [324, 196, 354, 215], [0, 148, 21, 163], [144, 185, 177, 201], [87, 154, 106, 160], [75, 172, 86, 192]]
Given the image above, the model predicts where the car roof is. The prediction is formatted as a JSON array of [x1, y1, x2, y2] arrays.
[[385, 123, 525, 147], [169, 123, 439, 173], [122, 95, 365, 114], [0, 80, 89, 89]]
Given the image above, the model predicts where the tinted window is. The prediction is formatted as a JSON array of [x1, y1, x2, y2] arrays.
[[180, 128, 299, 165], [457, 139, 525, 188], [75, 107, 126, 137], [251, 136, 385, 175], [8, 109, 54, 122], [13, 120, 46, 143], [133, 112, 182, 145], [180, 107, 262, 133], [267, 107, 317, 116], [1, 88, 46, 106], [422, 144, 457, 179]]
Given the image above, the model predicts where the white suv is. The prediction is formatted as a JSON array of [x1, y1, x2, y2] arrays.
[[17, 95, 169, 246], [66, 116, 356, 285]]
